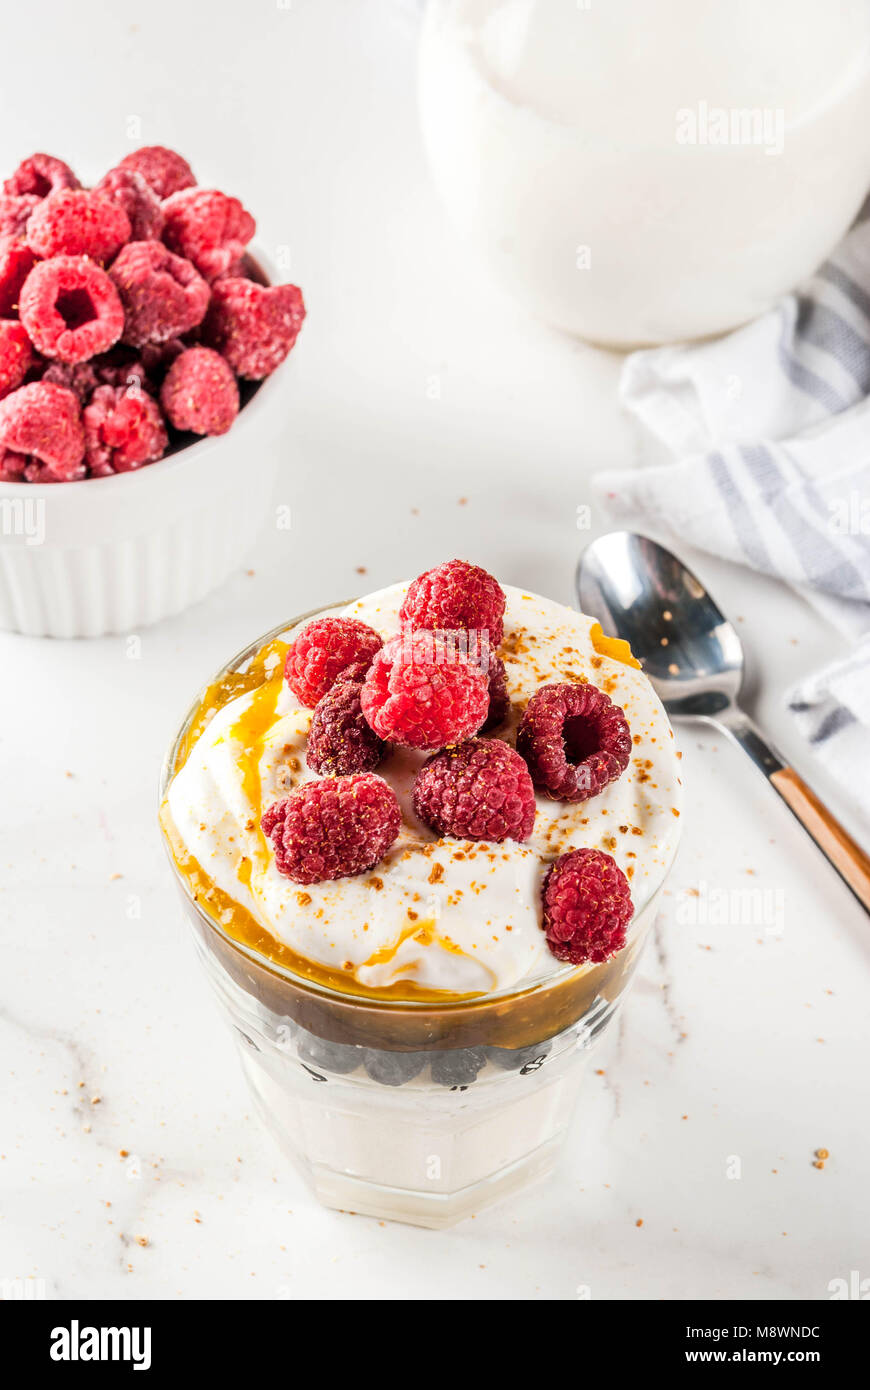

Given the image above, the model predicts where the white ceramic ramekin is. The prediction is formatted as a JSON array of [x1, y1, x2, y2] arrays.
[[0, 251, 291, 639]]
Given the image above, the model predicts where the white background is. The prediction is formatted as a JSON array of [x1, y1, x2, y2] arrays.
[[0, 0, 867, 1300]]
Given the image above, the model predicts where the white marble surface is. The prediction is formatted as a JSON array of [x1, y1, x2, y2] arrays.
[[1, 0, 868, 1301]]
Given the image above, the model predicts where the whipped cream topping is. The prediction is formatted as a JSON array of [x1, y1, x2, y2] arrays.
[[166, 583, 681, 996]]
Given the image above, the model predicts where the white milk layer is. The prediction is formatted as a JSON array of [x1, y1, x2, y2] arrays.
[[167, 583, 681, 995]]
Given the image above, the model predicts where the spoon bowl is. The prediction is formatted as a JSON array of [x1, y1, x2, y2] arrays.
[[577, 531, 743, 719]]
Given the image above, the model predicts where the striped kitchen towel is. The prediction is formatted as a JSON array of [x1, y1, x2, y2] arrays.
[[788, 644, 870, 811], [595, 199, 870, 828]]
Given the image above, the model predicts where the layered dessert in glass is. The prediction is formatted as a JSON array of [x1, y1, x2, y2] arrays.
[[159, 560, 681, 1227]]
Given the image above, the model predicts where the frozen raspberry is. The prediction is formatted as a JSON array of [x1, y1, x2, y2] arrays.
[[3, 154, 79, 198], [0, 194, 40, 240], [516, 682, 631, 803], [332, 660, 371, 685], [83, 383, 168, 475], [203, 278, 305, 378], [285, 617, 383, 709], [26, 189, 130, 264], [0, 452, 26, 482], [360, 630, 490, 751], [480, 655, 510, 732], [159, 347, 238, 435], [541, 848, 633, 965], [0, 241, 37, 316], [307, 670, 386, 776], [94, 168, 164, 242], [162, 188, 255, 281], [0, 381, 85, 482], [41, 361, 99, 403], [262, 773, 401, 884], [0, 321, 36, 400], [91, 348, 153, 394], [400, 559, 506, 651], [117, 146, 196, 200], [19, 256, 124, 364], [109, 241, 209, 347], [140, 337, 185, 379], [413, 738, 536, 843], [213, 256, 252, 282]]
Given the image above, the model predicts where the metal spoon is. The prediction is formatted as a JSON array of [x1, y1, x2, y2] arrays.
[[577, 530, 870, 912]]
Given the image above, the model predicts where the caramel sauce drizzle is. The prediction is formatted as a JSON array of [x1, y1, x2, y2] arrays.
[[228, 667, 285, 878], [588, 622, 642, 669], [161, 637, 489, 1004], [161, 803, 485, 1002], [176, 639, 289, 766], [359, 919, 497, 992]]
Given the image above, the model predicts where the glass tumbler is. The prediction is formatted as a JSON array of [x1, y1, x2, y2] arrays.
[[160, 613, 678, 1228]]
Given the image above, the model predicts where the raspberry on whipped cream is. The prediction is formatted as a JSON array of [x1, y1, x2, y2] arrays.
[[307, 669, 387, 776], [517, 680, 632, 803], [285, 617, 383, 708], [480, 654, 510, 732], [262, 774, 401, 884], [413, 738, 536, 843], [361, 629, 490, 750], [542, 847, 633, 964], [399, 558, 506, 647]]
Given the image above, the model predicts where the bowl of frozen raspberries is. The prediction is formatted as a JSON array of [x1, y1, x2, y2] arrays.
[[0, 147, 306, 637]]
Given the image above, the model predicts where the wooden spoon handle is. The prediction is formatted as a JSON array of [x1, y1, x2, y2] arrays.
[[771, 767, 870, 911]]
